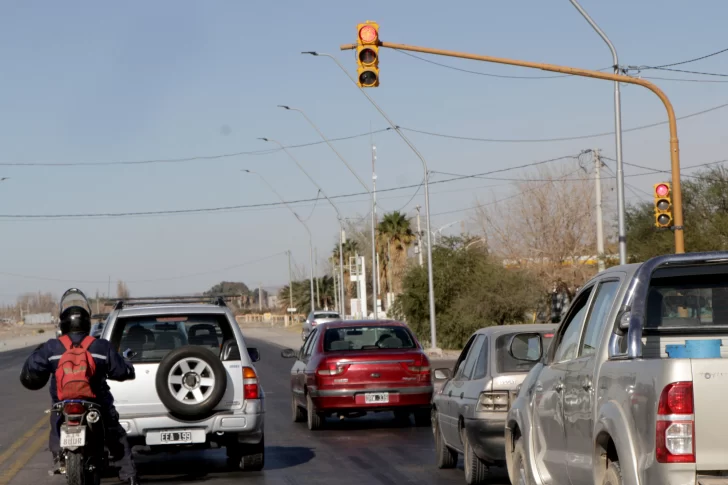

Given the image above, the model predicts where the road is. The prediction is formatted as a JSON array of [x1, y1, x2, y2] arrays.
[[0, 338, 508, 485]]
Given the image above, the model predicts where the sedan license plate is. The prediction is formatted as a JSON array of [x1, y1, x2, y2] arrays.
[[60, 427, 86, 448], [364, 392, 389, 404], [160, 431, 193, 444]]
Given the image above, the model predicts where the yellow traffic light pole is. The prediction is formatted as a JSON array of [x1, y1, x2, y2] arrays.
[[341, 40, 686, 254]]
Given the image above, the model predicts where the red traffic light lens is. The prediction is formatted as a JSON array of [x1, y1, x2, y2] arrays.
[[359, 25, 378, 44], [655, 183, 670, 197]]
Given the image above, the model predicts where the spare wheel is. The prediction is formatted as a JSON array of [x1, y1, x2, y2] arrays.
[[155, 345, 228, 417]]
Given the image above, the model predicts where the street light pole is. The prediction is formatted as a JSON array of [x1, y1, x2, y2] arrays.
[[259, 137, 347, 317], [303, 51, 439, 351], [242, 169, 316, 313], [568, 0, 627, 265], [277, 105, 376, 319]]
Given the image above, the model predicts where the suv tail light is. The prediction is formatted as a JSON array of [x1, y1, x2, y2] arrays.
[[243, 367, 259, 399], [477, 392, 509, 412], [656, 381, 695, 463], [316, 360, 350, 376]]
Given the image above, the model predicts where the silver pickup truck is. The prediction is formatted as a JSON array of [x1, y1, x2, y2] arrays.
[[505, 251, 728, 485]]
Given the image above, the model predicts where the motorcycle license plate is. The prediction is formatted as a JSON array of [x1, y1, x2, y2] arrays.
[[60, 426, 86, 448]]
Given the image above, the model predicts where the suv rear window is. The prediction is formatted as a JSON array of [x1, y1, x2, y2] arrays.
[[112, 314, 232, 363], [323, 325, 416, 351], [495, 332, 554, 373]]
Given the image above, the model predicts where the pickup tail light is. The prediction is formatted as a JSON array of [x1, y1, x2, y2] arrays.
[[242, 367, 259, 399], [656, 381, 695, 463], [477, 391, 509, 412], [317, 360, 350, 376]]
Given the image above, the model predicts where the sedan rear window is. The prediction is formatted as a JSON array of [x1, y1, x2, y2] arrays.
[[323, 326, 416, 352], [495, 332, 554, 373], [314, 312, 340, 320], [112, 314, 232, 363]]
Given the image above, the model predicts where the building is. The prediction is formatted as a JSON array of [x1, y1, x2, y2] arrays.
[[23, 313, 54, 325]]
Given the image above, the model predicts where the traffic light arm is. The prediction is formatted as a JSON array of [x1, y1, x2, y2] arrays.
[[341, 39, 686, 253]]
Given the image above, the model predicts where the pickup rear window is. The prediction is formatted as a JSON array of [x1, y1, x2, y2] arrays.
[[111, 314, 233, 363], [323, 325, 416, 351], [495, 332, 554, 373], [647, 272, 728, 329]]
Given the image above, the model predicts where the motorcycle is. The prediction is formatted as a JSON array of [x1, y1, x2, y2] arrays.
[[54, 399, 108, 485]]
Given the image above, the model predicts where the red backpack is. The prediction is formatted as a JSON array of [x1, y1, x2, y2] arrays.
[[55, 335, 97, 401]]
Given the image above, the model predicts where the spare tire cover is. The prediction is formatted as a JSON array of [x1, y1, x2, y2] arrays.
[[155, 345, 228, 417]]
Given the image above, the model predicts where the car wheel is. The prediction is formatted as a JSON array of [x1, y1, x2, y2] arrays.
[[414, 409, 431, 427], [155, 345, 228, 417], [292, 394, 306, 423], [601, 462, 623, 485], [433, 413, 457, 469], [511, 437, 534, 485], [463, 430, 490, 485], [306, 393, 324, 431], [227, 435, 265, 472]]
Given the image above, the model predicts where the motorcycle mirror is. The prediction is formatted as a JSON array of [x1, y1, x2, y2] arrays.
[[123, 348, 138, 360]]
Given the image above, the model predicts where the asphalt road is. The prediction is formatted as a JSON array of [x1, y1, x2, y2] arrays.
[[0, 339, 509, 485]]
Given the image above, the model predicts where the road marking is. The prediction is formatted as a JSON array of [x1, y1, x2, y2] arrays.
[[0, 429, 47, 485], [0, 416, 47, 467]]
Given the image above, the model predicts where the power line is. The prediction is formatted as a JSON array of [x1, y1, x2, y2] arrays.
[[397, 177, 425, 212], [651, 66, 728, 77], [640, 75, 728, 84], [399, 100, 728, 143], [0, 251, 287, 284], [646, 46, 728, 69]]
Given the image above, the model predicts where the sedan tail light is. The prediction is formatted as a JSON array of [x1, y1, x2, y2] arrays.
[[316, 360, 350, 376], [476, 392, 509, 412], [243, 367, 259, 399], [656, 381, 694, 463], [402, 354, 431, 374]]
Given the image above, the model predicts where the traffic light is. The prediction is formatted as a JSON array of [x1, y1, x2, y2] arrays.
[[356, 21, 379, 87], [654, 182, 673, 228]]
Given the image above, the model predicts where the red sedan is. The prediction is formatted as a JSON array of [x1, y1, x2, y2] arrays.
[[281, 320, 433, 430]]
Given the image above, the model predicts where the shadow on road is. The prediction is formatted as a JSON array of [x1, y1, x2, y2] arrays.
[[314, 412, 432, 432]]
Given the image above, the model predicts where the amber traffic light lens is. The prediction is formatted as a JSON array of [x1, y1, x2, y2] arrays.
[[359, 70, 378, 86], [657, 199, 670, 211], [657, 214, 671, 226], [359, 25, 378, 44], [359, 48, 378, 65]]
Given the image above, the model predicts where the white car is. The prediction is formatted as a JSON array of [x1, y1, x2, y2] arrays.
[[101, 297, 265, 470], [302, 310, 341, 341]]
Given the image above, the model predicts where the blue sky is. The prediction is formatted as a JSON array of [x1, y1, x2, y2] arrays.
[[0, 0, 726, 303]]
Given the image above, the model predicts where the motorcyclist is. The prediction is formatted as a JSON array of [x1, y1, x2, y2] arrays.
[[19, 289, 140, 485]]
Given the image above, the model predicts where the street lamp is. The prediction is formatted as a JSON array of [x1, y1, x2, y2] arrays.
[[302, 51, 440, 352], [258, 137, 348, 317], [277, 105, 378, 320], [241, 169, 316, 313], [431, 220, 462, 244]]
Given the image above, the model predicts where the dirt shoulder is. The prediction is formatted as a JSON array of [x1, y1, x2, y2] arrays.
[[0, 324, 55, 353]]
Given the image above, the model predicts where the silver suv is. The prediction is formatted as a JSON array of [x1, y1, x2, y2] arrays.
[[101, 296, 265, 470]]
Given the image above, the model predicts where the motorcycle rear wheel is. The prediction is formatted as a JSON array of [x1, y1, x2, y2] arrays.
[[64, 452, 100, 485]]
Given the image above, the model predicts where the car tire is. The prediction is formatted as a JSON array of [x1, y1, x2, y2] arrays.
[[511, 437, 534, 485], [434, 413, 457, 469], [601, 462, 623, 485], [463, 430, 490, 485], [227, 435, 265, 472], [155, 345, 228, 417], [292, 394, 306, 423], [306, 393, 324, 431], [414, 409, 431, 427]]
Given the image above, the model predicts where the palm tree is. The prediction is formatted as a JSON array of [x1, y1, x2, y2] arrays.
[[377, 211, 416, 296], [332, 239, 359, 314]]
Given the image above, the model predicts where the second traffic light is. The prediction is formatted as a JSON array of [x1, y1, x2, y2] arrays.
[[357, 21, 379, 87], [654, 182, 673, 228]]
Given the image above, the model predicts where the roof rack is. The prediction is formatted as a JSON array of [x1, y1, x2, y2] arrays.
[[107, 295, 229, 311]]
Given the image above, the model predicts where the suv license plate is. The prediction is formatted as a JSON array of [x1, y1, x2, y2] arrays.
[[160, 431, 193, 444], [365, 392, 389, 404], [60, 427, 86, 448]]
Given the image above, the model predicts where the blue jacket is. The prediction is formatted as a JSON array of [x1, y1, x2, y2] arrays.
[[23, 332, 135, 405]]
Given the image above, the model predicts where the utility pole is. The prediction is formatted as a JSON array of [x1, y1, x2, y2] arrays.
[[107, 276, 111, 300], [415, 206, 423, 267], [594, 149, 606, 272], [371, 138, 379, 318], [315, 248, 320, 310], [287, 250, 293, 313], [259, 283, 263, 312], [387, 240, 394, 309]]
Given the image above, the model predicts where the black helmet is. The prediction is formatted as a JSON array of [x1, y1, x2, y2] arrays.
[[58, 288, 93, 335]]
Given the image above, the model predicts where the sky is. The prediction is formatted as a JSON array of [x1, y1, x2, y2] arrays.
[[0, 0, 726, 303]]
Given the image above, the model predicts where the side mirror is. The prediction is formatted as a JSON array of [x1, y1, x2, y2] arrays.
[[433, 368, 451, 381], [509, 333, 543, 362], [618, 310, 631, 332], [122, 348, 138, 360], [247, 347, 260, 363], [281, 348, 297, 359]]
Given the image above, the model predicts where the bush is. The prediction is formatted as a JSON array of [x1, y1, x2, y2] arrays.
[[395, 239, 542, 349]]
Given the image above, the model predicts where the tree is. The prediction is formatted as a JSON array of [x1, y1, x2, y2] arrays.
[[394, 236, 542, 348], [626, 166, 728, 261], [377, 211, 416, 297], [278, 275, 336, 315], [474, 162, 608, 291], [116, 281, 130, 299]]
